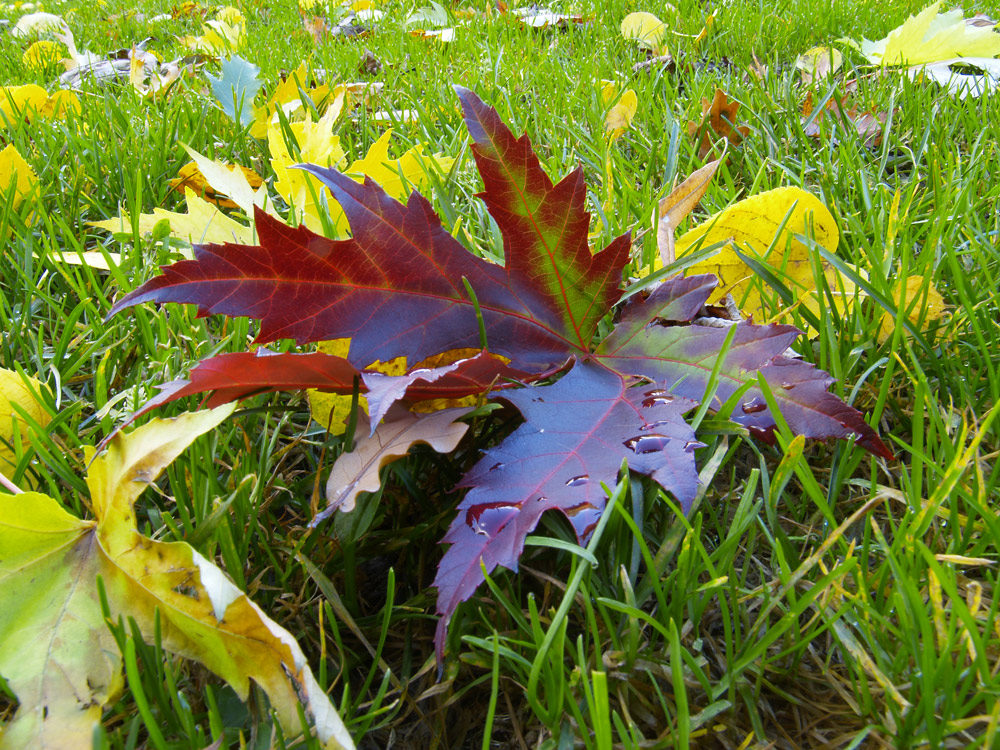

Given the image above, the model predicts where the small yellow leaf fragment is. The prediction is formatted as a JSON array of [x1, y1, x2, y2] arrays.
[[601, 82, 637, 140], [307, 339, 407, 434], [0, 368, 51, 477], [877, 275, 945, 343], [0, 144, 39, 211], [795, 46, 843, 84]]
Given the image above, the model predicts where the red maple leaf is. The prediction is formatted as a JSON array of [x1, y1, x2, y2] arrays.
[[109, 87, 892, 662]]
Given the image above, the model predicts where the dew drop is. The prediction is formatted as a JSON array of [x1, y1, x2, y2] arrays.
[[781, 381, 795, 390], [488, 462, 504, 472], [741, 398, 767, 414], [466, 502, 519, 536], [642, 395, 676, 408], [565, 474, 590, 487], [644, 388, 668, 397], [623, 434, 670, 454], [640, 420, 672, 431]]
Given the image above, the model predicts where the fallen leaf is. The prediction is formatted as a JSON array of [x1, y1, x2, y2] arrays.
[[89, 187, 254, 245], [656, 186, 848, 322], [410, 28, 456, 42], [169, 161, 265, 209], [692, 12, 715, 46], [322, 407, 471, 517], [180, 7, 246, 54], [621, 10, 670, 54], [109, 88, 893, 665], [182, 143, 271, 218], [601, 82, 637, 140], [10, 12, 70, 38], [687, 88, 749, 159], [22, 40, 64, 71], [654, 155, 724, 266], [207, 55, 263, 126], [801, 92, 887, 147], [249, 63, 333, 139], [0, 368, 51, 480], [515, 6, 589, 28], [0, 144, 39, 212], [0, 407, 356, 749], [878, 275, 946, 343], [850, 1, 1000, 65], [909, 57, 1000, 98], [796, 46, 843, 84]]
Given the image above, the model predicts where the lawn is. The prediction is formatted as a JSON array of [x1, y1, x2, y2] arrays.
[[1, 0, 1000, 748]]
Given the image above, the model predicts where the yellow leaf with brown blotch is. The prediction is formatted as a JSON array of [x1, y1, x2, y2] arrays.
[[0, 407, 356, 750]]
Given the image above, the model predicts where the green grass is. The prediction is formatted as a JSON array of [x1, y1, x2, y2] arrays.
[[2, 0, 1000, 747]]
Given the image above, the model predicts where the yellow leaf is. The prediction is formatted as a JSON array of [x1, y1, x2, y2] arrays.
[[0, 368, 51, 480], [877, 275, 946, 343], [181, 144, 270, 218], [307, 339, 408, 434], [857, 1, 1000, 65], [661, 187, 844, 322], [88, 187, 254, 245], [343, 129, 456, 202], [0, 144, 39, 212], [601, 82, 637, 140], [621, 11, 668, 50], [0, 492, 120, 749], [0, 84, 49, 125], [269, 107, 348, 234], [249, 64, 333, 139], [0, 85, 80, 126], [1, 407, 356, 749], [795, 46, 843, 84], [22, 40, 64, 71], [181, 8, 246, 54]]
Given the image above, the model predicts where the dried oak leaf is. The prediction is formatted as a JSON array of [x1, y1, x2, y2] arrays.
[[687, 88, 749, 159]]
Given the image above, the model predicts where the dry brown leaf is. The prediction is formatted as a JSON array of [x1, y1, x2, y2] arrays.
[[324, 407, 472, 514], [655, 154, 724, 266], [801, 92, 887, 147], [687, 88, 749, 159]]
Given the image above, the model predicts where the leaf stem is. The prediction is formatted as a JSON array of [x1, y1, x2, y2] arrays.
[[0, 469, 24, 494]]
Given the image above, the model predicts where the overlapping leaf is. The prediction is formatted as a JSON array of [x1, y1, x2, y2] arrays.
[[109, 88, 891, 662], [0, 408, 354, 750]]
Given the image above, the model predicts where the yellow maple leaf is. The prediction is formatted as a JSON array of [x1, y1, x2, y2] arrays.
[[88, 187, 254, 245], [181, 8, 246, 54], [877, 275, 946, 343], [249, 63, 333, 139], [0, 407, 355, 749], [854, 1, 1000, 65]]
